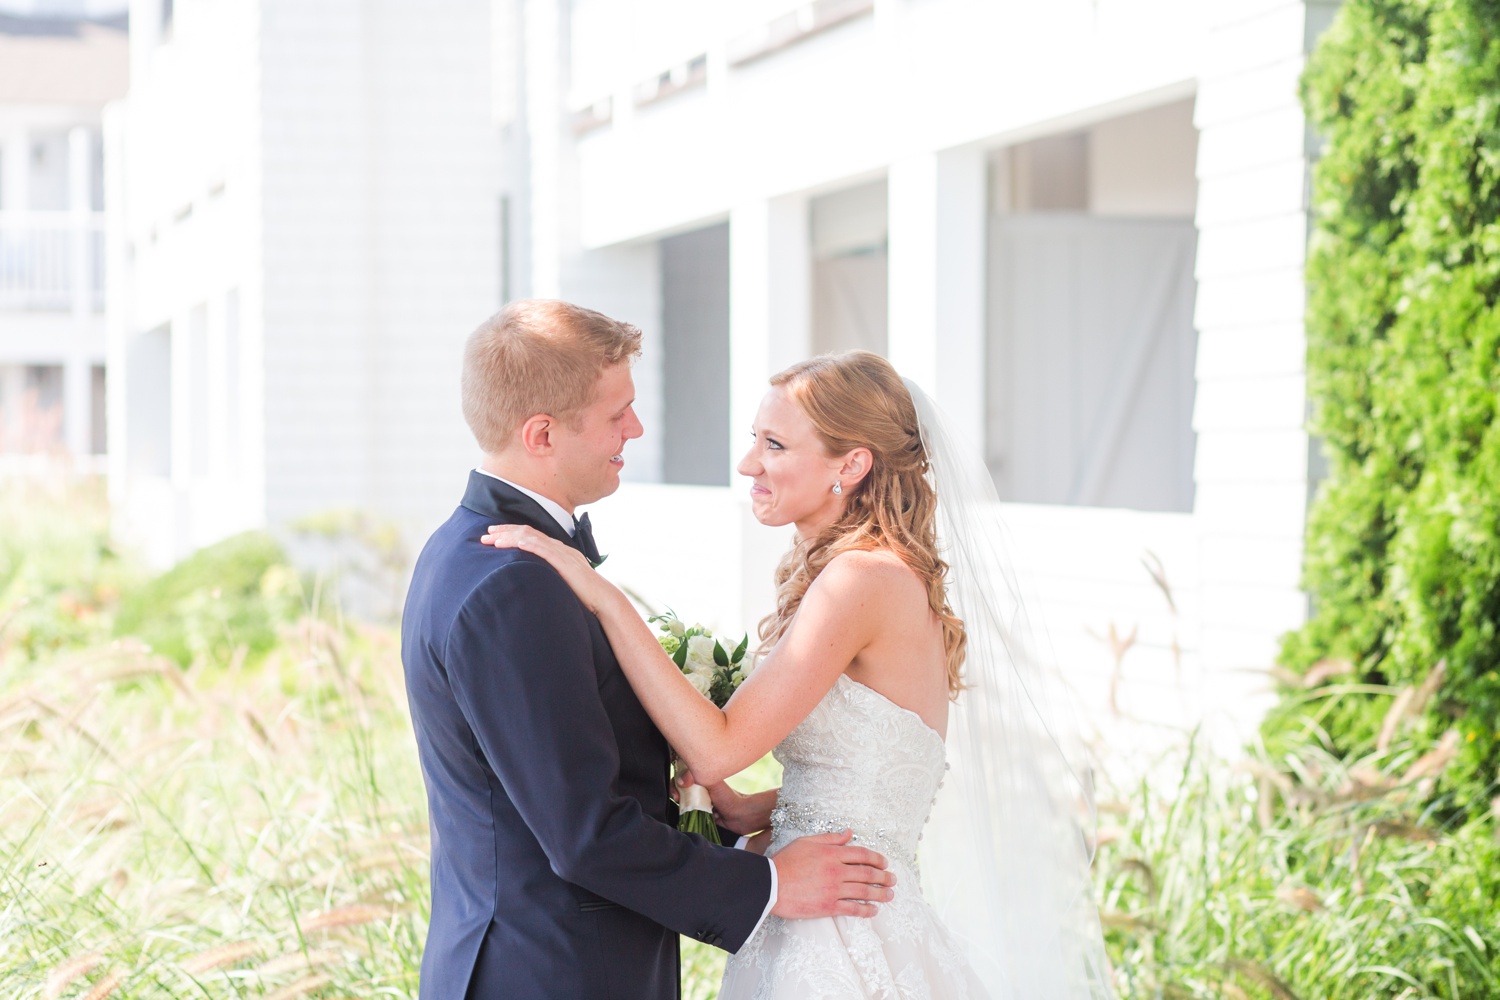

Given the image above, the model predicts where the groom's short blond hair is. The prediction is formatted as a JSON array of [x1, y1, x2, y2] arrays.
[[462, 299, 643, 453]]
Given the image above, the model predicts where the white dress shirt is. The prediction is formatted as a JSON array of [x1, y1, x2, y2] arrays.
[[473, 468, 779, 936]]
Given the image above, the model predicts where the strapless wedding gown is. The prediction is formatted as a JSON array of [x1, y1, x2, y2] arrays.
[[719, 674, 989, 1000]]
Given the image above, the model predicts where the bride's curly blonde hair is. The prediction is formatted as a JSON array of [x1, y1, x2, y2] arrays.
[[757, 351, 967, 698]]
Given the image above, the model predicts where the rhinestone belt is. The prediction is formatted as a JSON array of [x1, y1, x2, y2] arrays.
[[769, 802, 919, 871]]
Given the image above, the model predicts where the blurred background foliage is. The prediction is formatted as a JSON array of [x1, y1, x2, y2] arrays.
[[5, 5, 1500, 986], [1273, 0, 1500, 806]]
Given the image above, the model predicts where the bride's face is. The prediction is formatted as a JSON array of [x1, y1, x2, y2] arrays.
[[737, 387, 851, 534]]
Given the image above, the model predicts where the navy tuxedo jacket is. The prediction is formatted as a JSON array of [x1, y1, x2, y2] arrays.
[[402, 472, 772, 1000]]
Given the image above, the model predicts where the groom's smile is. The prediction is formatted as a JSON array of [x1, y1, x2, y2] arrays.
[[551, 361, 643, 509]]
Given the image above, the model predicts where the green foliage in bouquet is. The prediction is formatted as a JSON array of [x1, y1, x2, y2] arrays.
[[1274, 0, 1500, 806], [113, 530, 304, 668], [651, 611, 753, 846], [651, 610, 751, 709]]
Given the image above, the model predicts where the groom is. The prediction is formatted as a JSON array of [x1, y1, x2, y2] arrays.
[[402, 299, 893, 999]]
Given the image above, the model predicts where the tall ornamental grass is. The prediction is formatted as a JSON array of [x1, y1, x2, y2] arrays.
[[1098, 674, 1500, 999], [2, 598, 430, 996], [0, 485, 766, 999]]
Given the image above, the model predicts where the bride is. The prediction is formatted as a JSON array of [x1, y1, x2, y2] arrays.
[[484, 350, 1112, 999]]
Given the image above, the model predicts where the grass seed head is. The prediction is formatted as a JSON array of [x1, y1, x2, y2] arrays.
[[179, 940, 263, 974], [264, 973, 333, 1000], [43, 952, 102, 999], [303, 905, 386, 931], [81, 971, 123, 1000]]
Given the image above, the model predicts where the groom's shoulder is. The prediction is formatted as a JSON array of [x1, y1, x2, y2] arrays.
[[414, 510, 566, 599]]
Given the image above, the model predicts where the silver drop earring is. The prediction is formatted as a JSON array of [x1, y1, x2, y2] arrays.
[[832, 481, 843, 495]]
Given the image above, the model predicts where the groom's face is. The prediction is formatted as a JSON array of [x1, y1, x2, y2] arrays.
[[549, 361, 643, 508]]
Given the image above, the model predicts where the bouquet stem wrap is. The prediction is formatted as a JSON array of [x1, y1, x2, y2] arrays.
[[676, 782, 720, 844]]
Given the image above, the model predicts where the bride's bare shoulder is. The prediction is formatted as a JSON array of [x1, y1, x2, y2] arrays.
[[815, 548, 923, 602]]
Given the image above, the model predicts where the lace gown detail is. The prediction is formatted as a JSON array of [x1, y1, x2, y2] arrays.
[[719, 675, 989, 1000]]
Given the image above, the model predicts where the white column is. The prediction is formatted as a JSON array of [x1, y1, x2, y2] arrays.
[[1190, 0, 1332, 737], [729, 194, 811, 483], [887, 147, 987, 454], [0, 364, 23, 452], [1, 126, 28, 212], [170, 311, 192, 489], [103, 103, 129, 500], [65, 126, 94, 460], [68, 126, 93, 318], [730, 194, 810, 631], [523, 0, 564, 298]]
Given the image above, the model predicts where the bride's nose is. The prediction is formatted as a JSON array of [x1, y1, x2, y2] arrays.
[[736, 448, 761, 478]]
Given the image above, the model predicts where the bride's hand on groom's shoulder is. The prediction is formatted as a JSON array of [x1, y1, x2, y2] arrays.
[[481, 524, 613, 615]]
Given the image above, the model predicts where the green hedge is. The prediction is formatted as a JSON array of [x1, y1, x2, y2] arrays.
[[113, 531, 301, 668], [1272, 0, 1500, 801]]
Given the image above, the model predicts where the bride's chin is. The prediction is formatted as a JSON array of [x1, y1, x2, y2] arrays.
[[748, 503, 781, 527]]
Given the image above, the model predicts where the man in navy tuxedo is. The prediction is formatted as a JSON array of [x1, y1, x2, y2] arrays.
[[402, 300, 894, 999]]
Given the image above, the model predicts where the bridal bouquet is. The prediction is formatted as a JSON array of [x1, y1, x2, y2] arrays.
[[651, 611, 751, 844]]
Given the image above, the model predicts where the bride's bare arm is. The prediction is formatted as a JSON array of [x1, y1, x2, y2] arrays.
[[482, 524, 889, 785]]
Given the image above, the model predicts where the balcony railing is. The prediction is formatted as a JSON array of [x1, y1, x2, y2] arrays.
[[0, 211, 105, 313]]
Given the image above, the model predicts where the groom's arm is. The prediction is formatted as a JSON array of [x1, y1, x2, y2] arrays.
[[445, 555, 771, 950]]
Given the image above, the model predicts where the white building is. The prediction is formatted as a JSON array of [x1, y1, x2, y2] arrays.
[[0, 9, 126, 471], [106, 0, 502, 565], [109, 0, 1337, 751]]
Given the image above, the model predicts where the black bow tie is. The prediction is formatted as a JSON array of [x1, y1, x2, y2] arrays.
[[573, 512, 604, 568]]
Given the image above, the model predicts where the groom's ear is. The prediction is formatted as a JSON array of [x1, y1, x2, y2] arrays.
[[519, 413, 556, 456]]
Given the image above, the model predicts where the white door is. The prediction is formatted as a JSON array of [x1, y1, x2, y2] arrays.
[[987, 214, 1197, 512]]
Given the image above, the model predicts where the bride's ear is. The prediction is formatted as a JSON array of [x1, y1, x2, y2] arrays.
[[839, 448, 873, 488]]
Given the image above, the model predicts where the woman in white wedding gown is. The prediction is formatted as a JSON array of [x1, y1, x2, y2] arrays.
[[484, 351, 1110, 1000]]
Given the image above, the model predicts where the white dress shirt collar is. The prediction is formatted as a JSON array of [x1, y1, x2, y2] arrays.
[[475, 468, 575, 537]]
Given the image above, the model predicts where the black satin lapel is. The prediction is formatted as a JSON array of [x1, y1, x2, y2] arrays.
[[459, 471, 576, 547]]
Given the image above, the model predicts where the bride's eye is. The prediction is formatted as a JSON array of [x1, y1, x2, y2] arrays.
[[766, 438, 784, 451]]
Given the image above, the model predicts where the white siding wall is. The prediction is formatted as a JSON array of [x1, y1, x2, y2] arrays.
[[258, 0, 502, 536], [109, 0, 263, 561], [1190, 0, 1338, 736], [114, 0, 505, 560], [573, 0, 1202, 249]]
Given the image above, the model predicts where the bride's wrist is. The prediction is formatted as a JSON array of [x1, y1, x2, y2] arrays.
[[725, 788, 776, 834], [749, 788, 778, 831], [596, 586, 633, 622]]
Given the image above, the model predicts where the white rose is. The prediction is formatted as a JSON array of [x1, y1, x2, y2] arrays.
[[685, 670, 715, 697], [686, 635, 718, 671]]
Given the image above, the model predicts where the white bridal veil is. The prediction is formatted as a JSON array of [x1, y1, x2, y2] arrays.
[[906, 380, 1115, 1000]]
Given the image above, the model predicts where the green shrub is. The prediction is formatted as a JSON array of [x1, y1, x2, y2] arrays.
[[1282, 0, 1500, 803], [113, 530, 302, 667], [0, 481, 137, 662]]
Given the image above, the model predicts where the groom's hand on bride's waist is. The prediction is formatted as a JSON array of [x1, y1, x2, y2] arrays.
[[769, 830, 895, 919]]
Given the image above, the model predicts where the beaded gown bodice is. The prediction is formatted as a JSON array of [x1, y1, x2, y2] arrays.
[[720, 674, 988, 1000], [767, 674, 947, 872]]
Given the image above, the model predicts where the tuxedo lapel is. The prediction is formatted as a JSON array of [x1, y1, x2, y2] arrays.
[[459, 471, 576, 547]]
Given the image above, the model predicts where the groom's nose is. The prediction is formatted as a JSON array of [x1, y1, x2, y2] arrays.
[[623, 405, 643, 440]]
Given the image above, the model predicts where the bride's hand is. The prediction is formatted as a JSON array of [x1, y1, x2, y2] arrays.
[[480, 524, 613, 615], [678, 770, 776, 836]]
